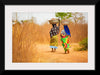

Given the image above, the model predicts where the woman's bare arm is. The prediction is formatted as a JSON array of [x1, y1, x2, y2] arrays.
[[58, 19, 60, 27]]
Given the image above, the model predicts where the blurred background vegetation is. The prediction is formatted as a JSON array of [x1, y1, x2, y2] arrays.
[[79, 37, 88, 51]]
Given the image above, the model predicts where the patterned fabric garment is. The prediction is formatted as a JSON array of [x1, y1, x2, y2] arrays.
[[60, 34, 70, 51], [50, 35, 58, 47], [50, 24, 59, 38], [61, 29, 67, 35]]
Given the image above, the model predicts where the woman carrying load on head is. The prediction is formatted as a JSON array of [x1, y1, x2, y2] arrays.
[[49, 18, 60, 52], [60, 19, 71, 54]]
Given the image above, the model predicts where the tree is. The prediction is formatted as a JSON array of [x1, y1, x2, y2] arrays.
[[55, 12, 72, 20], [72, 12, 86, 24], [55, 12, 86, 24]]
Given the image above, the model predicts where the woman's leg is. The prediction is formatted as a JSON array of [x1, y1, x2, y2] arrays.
[[65, 50, 67, 54], [52, 48, 53, 52], [65, 49, 69, 54], [54, 48, 56, 52], [67, 49, 69, 54], [64, 48, 67, 54]]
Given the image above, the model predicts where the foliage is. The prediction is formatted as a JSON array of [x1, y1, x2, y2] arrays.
[[55, 12, 72, 20], [72, 12, 86, 24], [55, 12, 86, 24], [79, 37, 88, 50], [17, 21, 21, 24]]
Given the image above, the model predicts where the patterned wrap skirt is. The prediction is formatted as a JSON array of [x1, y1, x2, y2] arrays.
[[50, 35, 58, 49], [60, 35, 70, 51]]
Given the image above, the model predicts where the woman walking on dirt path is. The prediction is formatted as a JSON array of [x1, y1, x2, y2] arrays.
[[60, 19, 71, 54], [49, 18, 60, 52]]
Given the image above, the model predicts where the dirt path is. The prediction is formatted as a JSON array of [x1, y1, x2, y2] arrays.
[[32, 43, 88, 63]]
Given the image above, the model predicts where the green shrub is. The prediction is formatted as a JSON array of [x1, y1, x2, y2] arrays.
[[17, 21, 21, 24], [79, 37, 88, 50]]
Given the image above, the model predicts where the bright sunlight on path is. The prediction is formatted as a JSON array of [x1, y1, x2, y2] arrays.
[[32, 43, 88, 63]]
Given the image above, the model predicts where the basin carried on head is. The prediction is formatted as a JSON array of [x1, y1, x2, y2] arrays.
[[49, 18, 59, 24], [61, 19, 70, 25]]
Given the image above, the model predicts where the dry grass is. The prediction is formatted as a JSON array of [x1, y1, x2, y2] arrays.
[[12, 22, 38, 62], [12, 21, 88, 62]]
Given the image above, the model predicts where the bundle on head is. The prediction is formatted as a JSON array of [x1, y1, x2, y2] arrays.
[[49, 18, 59, 24], [61, 19, 70, 25]]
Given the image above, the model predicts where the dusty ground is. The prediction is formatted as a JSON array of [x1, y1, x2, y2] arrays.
[[32, 43, 88, 63]]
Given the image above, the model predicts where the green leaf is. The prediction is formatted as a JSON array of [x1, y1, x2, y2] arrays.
[[55, 12, 72, 20]]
